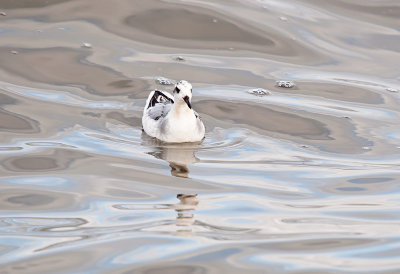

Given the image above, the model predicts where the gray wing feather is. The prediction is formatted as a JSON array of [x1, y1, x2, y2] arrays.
[[148, 103, 171, 121]]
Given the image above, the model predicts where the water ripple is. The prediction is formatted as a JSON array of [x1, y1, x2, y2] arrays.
[[1, 0, 400, 272]]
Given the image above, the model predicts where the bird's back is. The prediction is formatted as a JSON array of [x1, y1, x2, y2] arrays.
[[142, 90, 174, 138]]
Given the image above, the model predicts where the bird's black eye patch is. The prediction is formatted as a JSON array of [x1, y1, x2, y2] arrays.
[[175, 87, 180, 93]]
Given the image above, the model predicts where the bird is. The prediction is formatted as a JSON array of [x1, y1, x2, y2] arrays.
[[142, 80, 205, 143]]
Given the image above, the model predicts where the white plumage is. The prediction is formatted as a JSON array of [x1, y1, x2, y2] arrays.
[[142, 80, 205, 143]]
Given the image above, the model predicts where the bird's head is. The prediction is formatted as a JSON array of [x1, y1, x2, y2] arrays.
[[173, 80, 193, 109]]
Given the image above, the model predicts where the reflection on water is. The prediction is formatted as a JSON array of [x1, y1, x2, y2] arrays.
[[142, 132, 200, 178], [1, 0, 400, 272], [144, 134, 199, 233], [175, 194, 198, 227]]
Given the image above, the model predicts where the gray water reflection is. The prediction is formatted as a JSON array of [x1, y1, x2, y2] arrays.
[[142, 133, 200, 178], [142, 135, 200, 232], [1, 0, 400, 273]]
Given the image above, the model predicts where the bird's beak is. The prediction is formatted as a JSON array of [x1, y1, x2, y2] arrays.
[[183, 96, 192, 109]]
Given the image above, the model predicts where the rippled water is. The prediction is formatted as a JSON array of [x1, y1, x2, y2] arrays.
[[1, 0, 400, 272]]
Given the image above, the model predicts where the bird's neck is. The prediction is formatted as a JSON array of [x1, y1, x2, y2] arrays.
[[171, 101, 191, 117]]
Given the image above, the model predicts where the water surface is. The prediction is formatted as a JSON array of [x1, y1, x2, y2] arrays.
[[1, 0, 400, 273]]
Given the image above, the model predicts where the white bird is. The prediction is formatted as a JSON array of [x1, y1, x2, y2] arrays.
[[142, 80, 205, 143]]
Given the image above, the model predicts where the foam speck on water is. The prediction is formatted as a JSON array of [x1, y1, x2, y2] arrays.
[[247, 88, 271, 96], [174, 56, 185, 61], [82, 43, 92, 48], [386, 87, 398, 93], [156, 77, 175, 85], [276, 80, 295, 88]]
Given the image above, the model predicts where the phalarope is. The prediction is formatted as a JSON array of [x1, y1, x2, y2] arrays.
[[142, 80, 205, 143]]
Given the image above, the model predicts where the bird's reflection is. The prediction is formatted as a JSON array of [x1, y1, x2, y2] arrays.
[[170, 163, 189, 178], [174, 194, 199, 230], [141, 132, 201, 178], [141, 132, 201, 231]]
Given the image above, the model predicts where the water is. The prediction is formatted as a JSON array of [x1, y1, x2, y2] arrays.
[[0, 0, 400, 273]]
